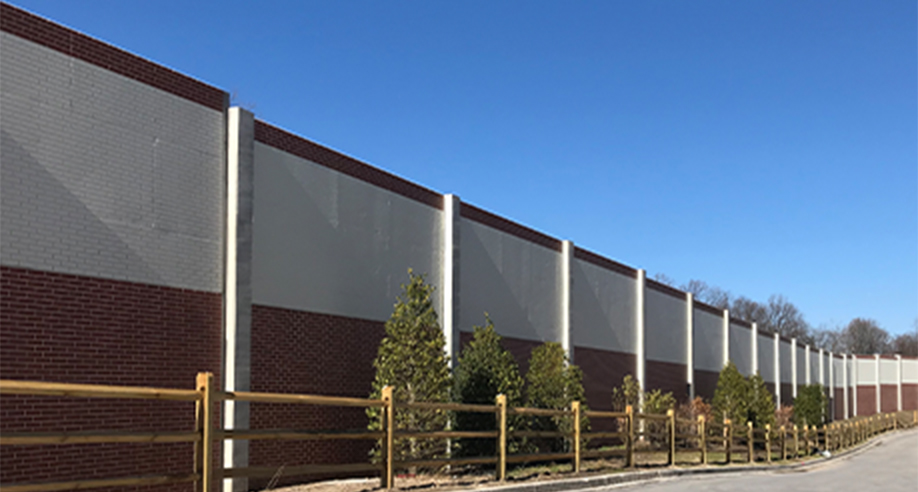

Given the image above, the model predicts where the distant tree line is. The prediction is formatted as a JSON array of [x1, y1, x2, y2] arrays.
[[653, 274, 917, 356]]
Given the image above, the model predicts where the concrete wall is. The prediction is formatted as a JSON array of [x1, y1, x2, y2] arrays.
[[796, 346, 807, 386], [729, 323, 753, 376], [693, 308, 724, 373], [879, 358, 898, 385], [904, 359, 918, 383], [809, 350, 820, 384], [0, 32, 226, 291], [645, 287, 687, 364], [758, 333, 775, 382], [780, 340, 794, 384], [833, 357, 845, 388], [857, 357, 877, 385], [570, 257, 637, 354], [459, 216, 562, 343], [251, 141, 443, 320]]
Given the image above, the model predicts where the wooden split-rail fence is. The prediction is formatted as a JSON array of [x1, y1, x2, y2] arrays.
[[1, 373, 916, 492]]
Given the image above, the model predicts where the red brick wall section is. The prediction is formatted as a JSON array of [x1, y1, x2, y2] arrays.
[[834, 388, 844, 421], [0, 3, 227, 111], [903, 384, 918, 411], [781, 383, 794, 407], [880, 385, 898, 413], [856, 386, 877, 416], [646, 360, 689, 402], [574, 347, 636, 411], [0, 266, 223, 492], [693, 370, 720, 400], [248, 305, 386, 487]]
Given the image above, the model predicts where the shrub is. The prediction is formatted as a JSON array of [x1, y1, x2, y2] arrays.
[[611, 374, 641, 412], [367, 270, 453, 464], [642, 389, 676, 446], [793, 385, 827, 427], [675, 397, 713, 436], [525, 342, 589, 453], [775, 405, 794, 429], [747, 373, 775, 429], [712, 362, 749, 425], [453, 315, 524, 457]]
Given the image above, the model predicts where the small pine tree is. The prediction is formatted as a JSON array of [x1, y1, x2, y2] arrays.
[[793, 384, 827, 427], [453, 315, 524, 457], [747, 373, 775, 429], [611, 374, 641, 412], [525, 342, 588, 453], [367, 270, 453, 463], [712, 361, 750, 425]]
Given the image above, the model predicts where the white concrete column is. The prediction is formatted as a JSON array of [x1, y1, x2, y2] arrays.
[[805, 345, 811, 386], [791, 338, 798, 399], [852, 356, 858, 417], [722, 310, 730, 368], [818, 349, 824, 387], [441, 194, 461, 369], [752, 323, 759, 375], [636, 269, 646, 400], [223, 107, 255, 492], [790, 338, 797, 399], [560, 240, 574, 363], [875, 354, 881, 414], [774, 333, 781, 408], [686, 293, 694, 400], [843, 354, 849, 419], [828, 352, 834, 420], [896, 355, 903, 411]]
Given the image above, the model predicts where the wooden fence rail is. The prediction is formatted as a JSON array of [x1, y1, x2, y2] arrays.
[[2, 375, 917, 491]]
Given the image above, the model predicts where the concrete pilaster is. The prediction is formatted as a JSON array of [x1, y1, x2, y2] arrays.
[[441, 194, 461, 369], [752, 323, 758, 375], [774, 333, 781, 408], [561, 240, 573, 363], [636, 269, 646, 400], [791, 338, 798, 399], [896, 355, 902, 411], [842, 354, 849, 419], [223, 107, 254, 492], [722, 310, 730, 368], [686, 293, 694, 400]]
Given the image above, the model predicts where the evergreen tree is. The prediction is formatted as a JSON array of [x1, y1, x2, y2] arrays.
[[747, 372, 776, 429], [367, 270, 453, 463], [712, 361, 750, 425], [525, 342, 588, 453], [453, 315, 524, 457], [793, 384, 827, 427]]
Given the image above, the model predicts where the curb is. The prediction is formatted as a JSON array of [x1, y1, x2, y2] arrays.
[[464, 428, 915, 492]]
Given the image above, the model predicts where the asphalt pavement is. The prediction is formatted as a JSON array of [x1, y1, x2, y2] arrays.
[[595, 429, 918, 492]]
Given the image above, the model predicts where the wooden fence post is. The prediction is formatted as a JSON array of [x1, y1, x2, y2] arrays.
[[698, 414, 707, 465], [793, 424, 799, 458], [572, 401, 581, 473], [667, 409, 675, 466], [195, 373, 214, 492], [381, 386, 394, 490], [781, 425, 787, 461], [625, 405, 635, 468], [764, 424, 771, 463], [496, 394, 507, 481], [746, 422, 753, 463], [723, 419, 731, 465]]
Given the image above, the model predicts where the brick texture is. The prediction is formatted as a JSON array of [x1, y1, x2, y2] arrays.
[[248, 305, 386, 487], [880, 385, 898, 413], [903, 384, 918, 411], [834, 388, 844, 420], [0, 266, 222, 491], [254, 121, 442, 210], [781, 383, 793, 406], [856, 386, 877, 416], [646, 360, 689, 402], [694, 369, 720, 400], [0, 3, 227, 111]]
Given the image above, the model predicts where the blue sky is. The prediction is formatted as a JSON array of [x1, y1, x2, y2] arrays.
[[11, 1, 917, 335]]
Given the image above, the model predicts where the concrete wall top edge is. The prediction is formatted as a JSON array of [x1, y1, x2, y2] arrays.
[[0, 3, 227, 111], [573, 246, 637, 278], [460, 203, 562, 252], [645, 278, 684, 300], [254, 120, 443, 210], [730, 318, 752, 329], [693, 300, 723, 316]]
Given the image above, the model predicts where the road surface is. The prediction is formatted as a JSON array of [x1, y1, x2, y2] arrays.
[[602, 430, 918, 492]]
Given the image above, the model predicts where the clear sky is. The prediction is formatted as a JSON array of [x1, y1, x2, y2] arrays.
[[10, 1, 917, 336]]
